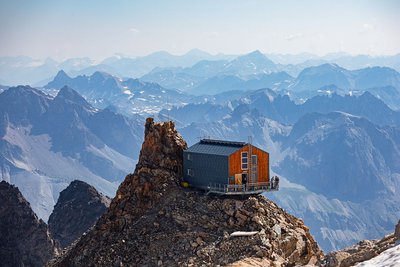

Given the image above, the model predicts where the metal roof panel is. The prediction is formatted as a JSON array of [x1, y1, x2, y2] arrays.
[[185, 140, 245, 156]]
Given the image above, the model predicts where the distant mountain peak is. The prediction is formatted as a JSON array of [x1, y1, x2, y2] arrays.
[[55, 69, 70, 80], [248, 50, 264, 56], [239, 50, 267, 60], [184, 48, 212, 57], [56, 86, 91, 108], [313, 63, 342, 70], [57, 85, 80, 97], [358, 90, 387, 104], [4, 85, 49, 100], [91, 71, 114, 79], [221, 50, 277, 76], [146, 50, 173, 58]]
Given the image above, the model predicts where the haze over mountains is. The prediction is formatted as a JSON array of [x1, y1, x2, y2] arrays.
[[1, 50, 400, 87], [1, 49, 400, 252]]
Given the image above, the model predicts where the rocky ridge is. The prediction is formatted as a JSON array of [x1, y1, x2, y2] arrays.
[[322, 220, 400, 267], [48, 180, 111, 248], [0, 181, 59, 267], [48, 117, 322, 266]]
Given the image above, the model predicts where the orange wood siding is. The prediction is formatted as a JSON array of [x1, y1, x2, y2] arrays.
[[228, 145, 269, 184]]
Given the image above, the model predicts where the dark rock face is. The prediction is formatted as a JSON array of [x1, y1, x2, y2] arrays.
[[49, 118, 322, 267], [395, 220, 400, 240], [0, 181, 58, 267], [48, 180, 110, 248]]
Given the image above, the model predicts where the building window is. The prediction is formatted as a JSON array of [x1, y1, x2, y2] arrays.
[[187, 153, 192, 161], [241, 152, 248, 170], [251, 155, 257, 165], [187, 168, 194, 177]]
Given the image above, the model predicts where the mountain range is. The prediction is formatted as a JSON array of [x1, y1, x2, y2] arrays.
[[1, 51, 400, 254], [44, 70, 200, 116], [0, 85, 143, 220], [1, 50, 399, 88], [288, 63, 400, 92], [162, 88, 400, 128], [266, 52, 400, 72], [145, 61, 400, 96], [0, 49, 234, 86]]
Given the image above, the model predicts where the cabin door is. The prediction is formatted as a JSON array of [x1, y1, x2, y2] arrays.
[[242, 173, 248, 185]]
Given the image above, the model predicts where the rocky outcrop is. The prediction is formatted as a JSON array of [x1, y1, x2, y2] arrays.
[[48, 180, 111, 248], [48, 118, 322, 266], [395, 220, 400, 240], [323, 221, 399, 267], [0, 181, 59, 267]]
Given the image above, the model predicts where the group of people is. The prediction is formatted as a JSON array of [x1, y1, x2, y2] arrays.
[[270, 175, 280, 190]]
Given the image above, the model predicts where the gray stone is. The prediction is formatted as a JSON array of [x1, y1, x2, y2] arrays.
[[273, 224, 282, 236]]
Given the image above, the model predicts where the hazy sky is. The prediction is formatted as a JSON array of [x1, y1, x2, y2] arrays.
[[0, 0, 399, 60]]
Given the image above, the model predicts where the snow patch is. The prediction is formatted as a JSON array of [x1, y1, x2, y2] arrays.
[[355, 244, 400, 267], [123, 89, 132, 95]]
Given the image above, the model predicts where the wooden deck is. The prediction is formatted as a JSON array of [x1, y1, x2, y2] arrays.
[[206, 182, 278, 195]]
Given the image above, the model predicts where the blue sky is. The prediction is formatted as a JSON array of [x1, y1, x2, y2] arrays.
[[0, 0, 399, 59]]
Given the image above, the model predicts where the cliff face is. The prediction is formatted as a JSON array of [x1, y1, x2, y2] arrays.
[[48, 180, 111, 248], [0, 181, 59, 267], [49, 118, 322, 266]]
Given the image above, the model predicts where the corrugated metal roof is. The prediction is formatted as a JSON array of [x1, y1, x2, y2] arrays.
[[185, 139, 246, 156]]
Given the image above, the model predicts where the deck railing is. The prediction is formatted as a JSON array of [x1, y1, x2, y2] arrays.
[[207, 181, 278, 195]]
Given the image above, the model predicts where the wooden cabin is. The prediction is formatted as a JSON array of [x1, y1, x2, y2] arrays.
[[183, 139, 279, 195]]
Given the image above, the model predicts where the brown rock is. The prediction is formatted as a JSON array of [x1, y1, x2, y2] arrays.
[[235, 210, 248, 222], [252, 215, 263, 226], [196, 237, 204, 245], [258, 207, 265, 215], [323, 229, 398, 267]]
